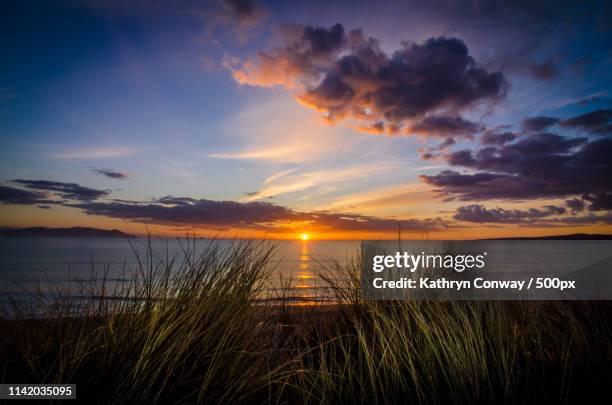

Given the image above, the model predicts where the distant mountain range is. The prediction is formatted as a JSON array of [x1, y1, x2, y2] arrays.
[[0, 226, 131, 238], [482, 233, 612, 241]]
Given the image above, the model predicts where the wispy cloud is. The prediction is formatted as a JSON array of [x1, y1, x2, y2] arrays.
[[201, 0, 270, 43], [0, 185, 55, 205], [241, 163, 397, 202], [205, 146, 305, 161], [213, 95, 361, 164], [263, 168, 299, 184], [92, 168, 130, 180], [321, 182, 435, 214], [1, 179, 110, 205]]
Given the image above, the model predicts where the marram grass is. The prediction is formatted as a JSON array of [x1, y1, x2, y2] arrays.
[[1, 239, 611, 404]]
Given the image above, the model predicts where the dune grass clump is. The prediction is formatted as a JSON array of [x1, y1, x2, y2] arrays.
[[284, 257, 612, 404], [1, 239, 611, 404], [1, 239, 290, 404]]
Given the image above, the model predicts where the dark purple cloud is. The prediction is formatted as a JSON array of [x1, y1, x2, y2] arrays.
[[1, 178, 448, 232], [92, 169, 129, 180], [422, 131, 611, 203], [583, 192, 612, 211], [0, 186, 53, 205], [454, 204, 566, 224], [521, 116, 560, 132], [70, 197, 448, 232], [11, 179, 110, 201], [227, 25, 507, 140], [205, 0, 269, 41], [410, 115, 482, 138], [421, 170, 543, 200], [454, 203, 612, 225], [561, 108, 612, 135], [302, 23, 346, 57], [72, 198, 296, 226], [222, 0, 262, 18], [565, 198, 585, 213], [544, 213, 612, 226], [480, 129, 516, 145]]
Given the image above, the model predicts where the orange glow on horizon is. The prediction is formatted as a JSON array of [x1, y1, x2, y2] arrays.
[[2, 205, 611, 240]]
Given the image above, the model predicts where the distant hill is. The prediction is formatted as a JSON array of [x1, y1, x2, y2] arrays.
[[482, 233, 612, 241], [0, 226, 131, 238]]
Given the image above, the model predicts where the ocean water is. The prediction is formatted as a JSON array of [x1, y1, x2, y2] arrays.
[[0, 237, 359, 306], [1, 237, 611, 307]]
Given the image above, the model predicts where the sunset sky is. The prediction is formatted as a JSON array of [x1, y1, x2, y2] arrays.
[[1, 0, 611, 239]]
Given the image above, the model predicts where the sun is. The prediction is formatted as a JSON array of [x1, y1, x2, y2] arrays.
[[300, 233, 310, 241]]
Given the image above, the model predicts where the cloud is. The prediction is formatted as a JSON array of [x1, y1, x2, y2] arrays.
[[92, 169, 129, 180], [211, 94, 357, 165], [480, 129, 516, 145], [565, 198, 585, 213], [453, 204, 565, 223], [583, 192, 612, 211], [205, 145, 305, 161], [204, 0, 269, 42], [561, 108, 612, 135], [541, 91, 611, 111], [1, 176, 447, 233], [320, 182, 436, 215], [421, 170, 537, 200], [70, 196, 448, 233], [226, 25, 507, 141], [308, 212, 449, 233], [409, 115, 482, 138], [453, 203, 612, 225], [72, 198, 295, 226], [421, 125, 611, 203], [0, 179, 109, 206], [546, 213, 612, 226], [263, 168, 298, 185], [11, 179, 110, 201], [521, 116, 560, 132], [0, 186, 54, 205], [242, 163, 394, 201]]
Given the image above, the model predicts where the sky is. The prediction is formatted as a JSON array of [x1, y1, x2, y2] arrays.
[[1, 0, 611, 239]]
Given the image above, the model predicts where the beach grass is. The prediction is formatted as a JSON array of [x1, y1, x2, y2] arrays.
[[1, 239, 611, 404]]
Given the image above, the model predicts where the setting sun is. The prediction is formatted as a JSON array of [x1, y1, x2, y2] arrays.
[[300, 233, 310, 241]]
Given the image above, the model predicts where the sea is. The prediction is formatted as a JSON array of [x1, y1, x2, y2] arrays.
[[1, 237, 611, 309], [0, 237, 360, 308]]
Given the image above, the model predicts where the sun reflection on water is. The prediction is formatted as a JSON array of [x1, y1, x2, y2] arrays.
[[296, 241, 312, 288]]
